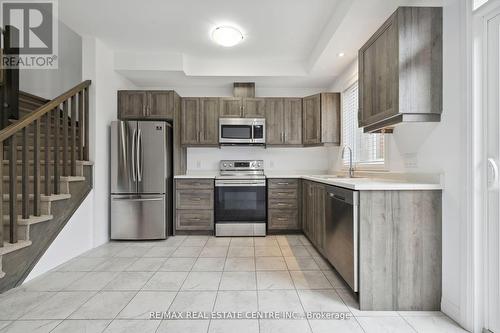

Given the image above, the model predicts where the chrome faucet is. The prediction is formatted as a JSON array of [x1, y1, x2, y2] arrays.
[[341, 146, 354, 178]]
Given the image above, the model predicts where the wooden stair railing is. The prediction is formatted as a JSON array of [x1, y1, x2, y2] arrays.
[[0, 80, 91, 246]]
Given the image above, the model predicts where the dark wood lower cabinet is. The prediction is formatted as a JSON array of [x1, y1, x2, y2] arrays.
[[175, 179, 214, 232], [301, 180, 326, 254], [267, 179, 301, 232]]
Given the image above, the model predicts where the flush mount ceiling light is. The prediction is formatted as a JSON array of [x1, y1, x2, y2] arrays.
[[212, 26, 244, 47], [338, 52, 345, 57]]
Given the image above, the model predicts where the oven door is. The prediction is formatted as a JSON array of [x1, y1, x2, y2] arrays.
[[215, 180, 267, 223]]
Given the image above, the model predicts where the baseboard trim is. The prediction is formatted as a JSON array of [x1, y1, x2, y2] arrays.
[[441, 297, 461, 323]]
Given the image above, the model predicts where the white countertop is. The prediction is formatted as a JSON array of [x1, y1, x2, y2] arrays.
[[174, 173, 218, 179], [301, 175, 442, 191], [175, 172, 442, 190]]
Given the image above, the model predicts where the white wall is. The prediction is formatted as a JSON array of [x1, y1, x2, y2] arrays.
[[187, 146, 336, 173], [26, 195, 94, 281], [329, 0, 468, 326], [25, 38, 137, 281], [83, 37, 138, 246], [19, 20, 82, 100]]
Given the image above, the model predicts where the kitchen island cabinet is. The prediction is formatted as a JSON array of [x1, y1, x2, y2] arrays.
[[301, 178, 442, 311]]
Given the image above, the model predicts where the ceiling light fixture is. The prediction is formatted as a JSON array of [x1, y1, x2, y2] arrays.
[[212, 26, 244, 47], [338, 52, 345, 57]]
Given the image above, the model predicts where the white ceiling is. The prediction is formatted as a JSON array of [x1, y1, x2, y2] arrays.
[[60, 0, 443, 89]]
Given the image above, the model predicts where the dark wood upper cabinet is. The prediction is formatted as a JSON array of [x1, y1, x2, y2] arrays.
[[283, 98, 303, 145], [358, 7, 442, 133], [181, 98, 200, 145], [199, 98, 219, 145], [118, 91, 148, 119], [303, 93, 340, 145], [181, 97, 219, 146], [265, 97, 303, 146], [302, 94, 321, 145], [243, 98, 265, 118], [148, 91, 174, 119], [118, 91, 174, 120], [219, 97, 243, 118], [264, 98, 284, 145]]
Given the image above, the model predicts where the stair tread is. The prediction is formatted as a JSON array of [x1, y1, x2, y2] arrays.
[[2, 193, 71, 201], [0, 240, 32, 256], [2, 214, 53, 225]]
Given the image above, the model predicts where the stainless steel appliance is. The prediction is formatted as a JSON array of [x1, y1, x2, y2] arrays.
[[110, 121, 173, 240], [219, 118, 265, 145], [215, 160, 266, 236], [325, 186, 359, 292]]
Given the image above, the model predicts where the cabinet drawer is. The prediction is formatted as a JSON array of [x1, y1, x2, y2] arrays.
[[176, 179, 214, 190], [269, 188, 298, 199], [176, 210, 214, 231], [268, 209, 299, 230], [268, 179, 299, 189], [176, 190, 213, 209], [269, 198, 298, 210]]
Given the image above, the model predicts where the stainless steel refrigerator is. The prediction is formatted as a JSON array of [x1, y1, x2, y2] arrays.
[[110, 121, 173, 240]]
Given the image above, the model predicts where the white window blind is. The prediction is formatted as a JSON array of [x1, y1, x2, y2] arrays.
[[342, 82, 385, 167]]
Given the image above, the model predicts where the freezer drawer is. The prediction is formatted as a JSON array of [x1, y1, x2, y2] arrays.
[[111, 194, 166, 240]]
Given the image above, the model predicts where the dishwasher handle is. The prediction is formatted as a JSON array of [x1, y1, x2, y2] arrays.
[[327, 187, 358, 206], [329, 193, 346, 202]]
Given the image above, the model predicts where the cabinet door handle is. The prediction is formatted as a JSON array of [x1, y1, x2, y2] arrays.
[[190, 218, 201, 222], [143, 105, 146, 116], [277, 182, 289, 185], [284, 132, 287, 142]]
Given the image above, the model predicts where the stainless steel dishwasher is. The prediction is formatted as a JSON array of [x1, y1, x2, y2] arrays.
[[325, 185, 359, 292]]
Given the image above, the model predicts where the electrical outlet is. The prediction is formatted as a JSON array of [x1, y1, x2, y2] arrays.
[[269, 161, 275, 169], [196, 160, 201, 169]]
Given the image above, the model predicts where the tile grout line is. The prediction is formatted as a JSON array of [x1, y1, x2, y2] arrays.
[[59, 240, 181, 332]]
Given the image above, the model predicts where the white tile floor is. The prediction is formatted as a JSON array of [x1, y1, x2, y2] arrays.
[[0, 235, 468, 333]]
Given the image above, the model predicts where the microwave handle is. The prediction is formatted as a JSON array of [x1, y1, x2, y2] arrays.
[[251, 123, 255, 143]]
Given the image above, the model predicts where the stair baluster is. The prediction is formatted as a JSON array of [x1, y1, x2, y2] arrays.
[[78, 91, 84, 160], [84, 87, 89, 161], [71, 95, 77, 176], [9, 135, 17, 243], [21, 127, 28, 219], [54, 106, 60, 194], [0, 143, 3, 247], [44, 113, 51, 196], [62, 100, 68, 177], [33, 119, 40, 216]]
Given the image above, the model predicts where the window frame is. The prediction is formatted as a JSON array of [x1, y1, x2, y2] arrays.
[[340, 79, 389, 172]]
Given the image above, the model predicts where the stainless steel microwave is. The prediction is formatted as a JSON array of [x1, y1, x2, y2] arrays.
[[219, 118, 266, 144]]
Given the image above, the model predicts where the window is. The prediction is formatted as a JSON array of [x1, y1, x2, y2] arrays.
[[342, 82, 385, 168]]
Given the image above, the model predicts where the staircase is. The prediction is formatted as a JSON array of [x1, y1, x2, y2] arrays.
[[0, 81, 93, 292]]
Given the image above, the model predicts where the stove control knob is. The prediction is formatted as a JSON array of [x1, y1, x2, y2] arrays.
[[257, 162, 263, 167], [223, 163, 227, 167]]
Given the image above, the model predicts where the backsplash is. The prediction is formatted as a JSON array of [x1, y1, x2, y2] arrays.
[[186, 146, 336, 172]]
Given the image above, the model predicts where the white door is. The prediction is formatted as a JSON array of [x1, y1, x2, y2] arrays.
[[486, 12, 500, 333]]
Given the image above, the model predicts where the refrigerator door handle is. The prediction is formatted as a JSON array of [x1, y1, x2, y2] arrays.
[[112, 196, 163, 202], [137, 128, 143, 182], [131, 128, 137, 182]]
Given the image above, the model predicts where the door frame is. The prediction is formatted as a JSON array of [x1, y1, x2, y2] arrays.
[[469, 1, 500, 332]]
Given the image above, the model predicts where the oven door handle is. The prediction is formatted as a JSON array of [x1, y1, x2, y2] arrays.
[[215, 181, 266, 187]]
